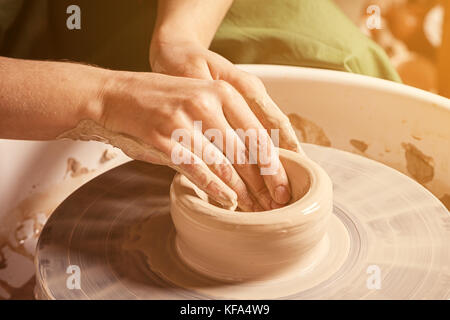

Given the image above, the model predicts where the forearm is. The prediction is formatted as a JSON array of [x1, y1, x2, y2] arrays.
[[0, 57, 109, 140], [152, 0, 233, 48]]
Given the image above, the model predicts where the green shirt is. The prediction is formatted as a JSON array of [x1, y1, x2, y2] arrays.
[[0, 0, 400, 81]]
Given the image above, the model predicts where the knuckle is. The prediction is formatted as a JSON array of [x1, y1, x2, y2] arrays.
[[214, 79, 233, 91], [238, 71, 265, 92], [189, 91, 219, 113], [213, 80, 237, 99], [247, 73, 265, 89], [157, 113, 186, 135]]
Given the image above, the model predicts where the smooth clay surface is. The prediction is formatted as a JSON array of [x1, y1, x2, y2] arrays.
[[170, 149, 337, 282], [135, 148, 352, 298]]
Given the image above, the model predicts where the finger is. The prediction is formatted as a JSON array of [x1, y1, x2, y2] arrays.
[[169, 58, 214, 80], [221, 69, 305, 155], [178, 127, 258, 212], [156, 137, 238, 210], [215, 80, 292, 205], [199, 107, 285, 210]]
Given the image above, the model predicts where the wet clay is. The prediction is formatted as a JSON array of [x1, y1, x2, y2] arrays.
[[122, 149, 350, 298], [171, 149, 324, 281], [58, 120, 238, 210], [65, 158, 91, 178], [401, 142, 435, 184], [350, 139, 369, 153], [288, 114, 331, 147], [99, 149, 117, 164], [126, 212, 349, 299], [35, 144, 450, 300]]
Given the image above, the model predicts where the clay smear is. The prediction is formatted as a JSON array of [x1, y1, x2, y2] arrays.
[[288, 114, 331, 147], [65, 158, 91, 178], [350, 139, 368, 153], [401, 143, 435, 184], [58, 120, 238, 210]]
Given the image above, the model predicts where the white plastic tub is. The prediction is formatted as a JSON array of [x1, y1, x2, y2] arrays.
[[0, 65, 448, 298], [2, 64, 449, 234]]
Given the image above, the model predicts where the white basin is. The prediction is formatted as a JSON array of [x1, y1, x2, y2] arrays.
[[1, 64, 449, 237], [1, 64, 449, 299]]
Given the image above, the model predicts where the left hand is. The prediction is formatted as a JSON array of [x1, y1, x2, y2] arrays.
[[149, 40, 303, 154]]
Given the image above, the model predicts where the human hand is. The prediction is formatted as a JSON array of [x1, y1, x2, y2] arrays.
[[150, 40, 303, 154], [70, 71, 293, 212]]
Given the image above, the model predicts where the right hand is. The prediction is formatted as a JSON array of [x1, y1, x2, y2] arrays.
[[96, 71, 292, 212]]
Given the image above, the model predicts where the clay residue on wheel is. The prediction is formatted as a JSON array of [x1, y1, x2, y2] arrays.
[[350, 139, 368, 153], [439, 194, 450, 211], [401, 143, 434, 184], [288, 114, 331, 147]]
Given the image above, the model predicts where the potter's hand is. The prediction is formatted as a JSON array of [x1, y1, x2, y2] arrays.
[[149, 43, 304, 210], [0, 57, 289, 211], [149, 0, 302, 210], [150, 41, 303, 155], [95, 71, 291, 212], [151, 0, 302, 154]]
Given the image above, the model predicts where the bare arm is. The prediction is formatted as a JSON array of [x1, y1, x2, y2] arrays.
[[0, 56, 290, 211], [0, 57, 107, 140], [152, 0, 233, 49]]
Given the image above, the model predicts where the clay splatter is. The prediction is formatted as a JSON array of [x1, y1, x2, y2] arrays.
[[439, 194, 450, 211], [65, 158, 90, 178], [288, 114, 331, 147], [350, 139, 368, 153], [401, 143, 434, 184], [99, 149, 117, 164]]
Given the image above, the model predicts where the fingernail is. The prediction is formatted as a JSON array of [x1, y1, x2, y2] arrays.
[[274, 185, 291, 204]]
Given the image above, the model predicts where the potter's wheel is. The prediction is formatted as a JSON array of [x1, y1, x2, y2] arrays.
[[35, 144, 450, 299]]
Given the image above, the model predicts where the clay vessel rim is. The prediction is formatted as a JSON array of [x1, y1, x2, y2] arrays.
[[170, 149, 332, 226]]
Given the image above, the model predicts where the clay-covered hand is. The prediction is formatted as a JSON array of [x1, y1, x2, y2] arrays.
[[0, 57, 289, 212], [150, 40, 303, 155], [91, 71, 292, 212]]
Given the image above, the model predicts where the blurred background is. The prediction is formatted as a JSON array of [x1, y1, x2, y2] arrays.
[[336, 0, 450, 98]]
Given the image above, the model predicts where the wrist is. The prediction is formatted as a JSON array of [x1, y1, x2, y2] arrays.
[[95, 69, 143, 131], [150, 26, 206, 60], [152, 21, 208, 47], [82, 68, 117, 126]]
